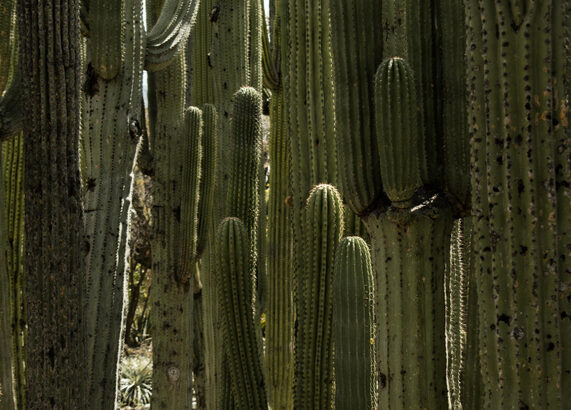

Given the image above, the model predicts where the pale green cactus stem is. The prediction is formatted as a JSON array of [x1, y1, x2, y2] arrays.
[[294, 184, 343, 410], [467, 1, 570, 408], [81, 0, 145, 406], [333, 236, 376, 410], [191, 0, 215, 106], [216, 217, 267, 410]]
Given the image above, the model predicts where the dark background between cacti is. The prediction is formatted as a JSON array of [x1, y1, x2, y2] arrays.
[[0, 1, 568, 410]]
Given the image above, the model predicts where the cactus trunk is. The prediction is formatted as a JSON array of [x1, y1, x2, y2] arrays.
[[81, 0, 145, 405], [18, 0, 86, 405], [467, 1, 570, 407]]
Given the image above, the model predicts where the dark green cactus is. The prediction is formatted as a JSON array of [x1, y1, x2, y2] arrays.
[[467, 1, 570, 407], [215, 217, 267, 410], [333, 236, 376, 410], [18, 0, 86, 405], [375, 57, 423, 206], [294, 183, 343, 410], [89, 0, 123, 79]]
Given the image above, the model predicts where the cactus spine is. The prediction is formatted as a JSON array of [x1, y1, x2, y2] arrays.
[[333, 236, 376, 410], [216, 217, 267, 410], [294, 184, 343, 410], [467, 1, 570, 407], [18, 0, 86, 405]]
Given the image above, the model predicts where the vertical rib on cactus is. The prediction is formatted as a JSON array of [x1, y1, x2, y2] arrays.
[[294, 184, 343, 410], [18, 0, 85, 404], [178, 106, 203, 277], [375, 57, 423, 206], [467, 2, 569, 407], [1, 136, 24, 410], [81, 0, 144, 405], [333, 236, 376, 410], [446, 218, 474, 409], [330, 0, 383, 216], [216, 217, 267, 410], [0, 154, 14, 409], [148, 49, 194, 409], [266, 88, 294, 410], [191, 0, 215, 106]]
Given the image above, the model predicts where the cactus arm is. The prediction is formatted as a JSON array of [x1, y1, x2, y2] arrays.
[[330, 0, 383, 216], [145, 0, 200, 72], [88, 0, 123, 79], [0, 0, 17, 95], [375, 57, 423, 206], [0, 154, 15, 409], [293, 184, 343, 410], [216, 217, 267, 410], [0, 77, 22, 141], [333, 237, 376, 410], [261, 9, 280, 91], [190, 0, 215, 107], [178, 106, 203, 278], [18, 0, 86, 405], [468, 1, 569, 407]]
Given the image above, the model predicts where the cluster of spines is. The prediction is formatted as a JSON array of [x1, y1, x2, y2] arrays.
[[333, 236, 376, 410], [294, 184, 343, 410], [215, 217, 267, 410]]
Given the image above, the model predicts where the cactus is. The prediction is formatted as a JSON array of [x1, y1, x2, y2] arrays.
[[293, 184, 343, 410], [216, 217, 267, 410], [467, 1, 570, 407], [330, 1, 469, 408], [18, 0, 86, 405], [333, 236, 376, 410], [375, 57, 423, 206], [81, 0, 145, 405]]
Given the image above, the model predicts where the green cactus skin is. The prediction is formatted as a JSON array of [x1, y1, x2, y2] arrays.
[[89, 0, 123, 80], [178, 106, 203, 277], [196, 104, 217, 259], [144, 0, 200, 71], [18, 0, 86, 405], [294, 184, 344, 410], [216, 217, 268, 410], [148, 49, 195, 408], [467, 1, 570, 408], [375, 57, 423, 207], [0, 154, 15, 409], [266, 88, 294, 410], [0, 0, 17, 94], [190, 0, 215, 107], [446, 218, 479, 410], [333, 236, 376, 410], [205, 3, 263, 407], [330, 0, 383, 216], [366, 207, 452, 410], [1, 136, 24, 410], [81, 0, 145, 406]]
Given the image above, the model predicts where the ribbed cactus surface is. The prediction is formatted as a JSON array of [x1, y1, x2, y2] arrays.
[[333, 236, 376, 410], [18, 0, 85, 405], [375, 57, 423, 206], [294, 184, 343, 410], [467, 1, 570, 408], [216, 217, 267, 410]]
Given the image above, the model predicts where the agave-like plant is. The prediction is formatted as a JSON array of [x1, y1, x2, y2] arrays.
[[119, 356, 153, 407]]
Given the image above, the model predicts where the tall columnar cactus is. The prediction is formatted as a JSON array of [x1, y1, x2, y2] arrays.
[[81, 0, 145, 405], [333, 236, 376, 410], [329, 0, 469, 407], [294, 184, 343, 410], [18, 0, 86, 406], [467, 1, 570, 408], [216, 217, 267, 410]]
